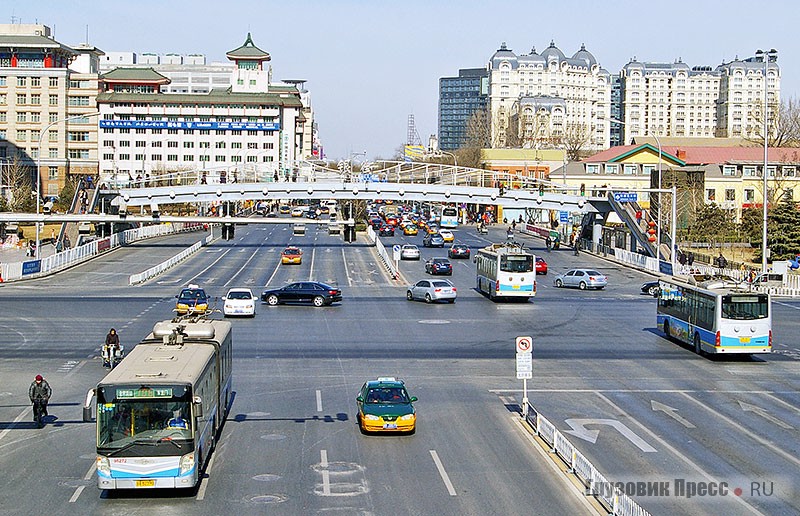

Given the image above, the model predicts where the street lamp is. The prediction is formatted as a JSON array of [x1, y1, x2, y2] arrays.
[[756, 48, 777, 274], [36, 111, 101, 259]]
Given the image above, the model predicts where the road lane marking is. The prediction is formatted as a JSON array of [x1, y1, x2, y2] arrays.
[[264, 256, 282, 287], [225, 248, 260, 287], [342, 249, 352, 287], [196, 448, 217, 501], [68, 486, 85, 503], [0, 407, 31, 444], [309, 247, 316, 281], [651, 400, 696, 428], [320, 449, 331, 496], [429, 450, 457, 496], [316, 389, 323, 412], [84, 461, 97, 480], [188, 249, 231, 285]]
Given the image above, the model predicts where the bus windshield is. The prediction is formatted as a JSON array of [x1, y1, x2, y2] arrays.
[[96, 384, 192, 448], [500, 255, 533, 273], [721, 294, 769, 320]]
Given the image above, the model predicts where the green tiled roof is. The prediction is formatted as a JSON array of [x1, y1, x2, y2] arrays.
[[101, 67, 171, 83], [226, 33, 270, 61], [0, 34, 77, 54], [96, 88, 302, 107]]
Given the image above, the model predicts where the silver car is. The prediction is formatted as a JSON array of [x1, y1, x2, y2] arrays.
[[553, 268, 607, 290], [406, 279, 457, 303], [401, 244, 421, 260]]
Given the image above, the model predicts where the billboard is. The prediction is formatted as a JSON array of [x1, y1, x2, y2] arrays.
[[404, 145, 425, 162]]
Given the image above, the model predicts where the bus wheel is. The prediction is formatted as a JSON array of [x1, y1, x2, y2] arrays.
[[694, 333, 703, 355]]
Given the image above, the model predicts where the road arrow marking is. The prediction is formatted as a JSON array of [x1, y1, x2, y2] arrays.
[[564, 418, 657, 452], [738, 401, 793, 429], [651, 400, 696, 428]]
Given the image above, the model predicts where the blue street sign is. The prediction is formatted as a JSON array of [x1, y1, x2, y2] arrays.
[[613, 192, 638, 203], [559, 211, 569, 223]]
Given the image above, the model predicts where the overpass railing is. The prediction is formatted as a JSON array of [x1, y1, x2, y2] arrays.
[[0, 223, 205, 282]]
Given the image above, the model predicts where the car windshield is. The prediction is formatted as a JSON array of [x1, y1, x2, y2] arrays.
[[228, 291, 251, 300], [366, 387, 409, 404], [179, 290, 206, 301]]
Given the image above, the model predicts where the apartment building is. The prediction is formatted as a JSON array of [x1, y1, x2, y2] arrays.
[[438, 67, 488, 151], [0, 24, 101, 199]]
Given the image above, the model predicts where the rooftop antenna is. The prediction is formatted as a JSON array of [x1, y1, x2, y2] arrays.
[[85, 24, 89, 45]]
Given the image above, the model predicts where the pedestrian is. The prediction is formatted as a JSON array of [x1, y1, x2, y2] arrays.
[[64, 235, 71, 249], [55, 240, 63, 253], [687, 252, 694, 267], [716, 252, 728, 270]]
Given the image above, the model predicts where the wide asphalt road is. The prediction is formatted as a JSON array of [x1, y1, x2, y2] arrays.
[[0, 220, 798, 516]]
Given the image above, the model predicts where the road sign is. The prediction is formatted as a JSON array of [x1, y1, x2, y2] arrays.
[[515, 336, 533, 353], [516, 352, 533, 379], [613, 192, 638, 203], [392, 244, 401, 261], [559, 211, 569, 223]]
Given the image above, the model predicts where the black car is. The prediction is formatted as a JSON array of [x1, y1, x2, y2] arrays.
[[378, 225, 395, 237], [423, 233, 445, 247], [261, 282, 342, 307], [447, 244, 470, 259], [641, 280, 660, 297], [425, 257, 453, 276]]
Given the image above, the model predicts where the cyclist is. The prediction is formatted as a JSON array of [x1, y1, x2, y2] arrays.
[[103, 328, 121, 367], [29, 374, 52, 426]]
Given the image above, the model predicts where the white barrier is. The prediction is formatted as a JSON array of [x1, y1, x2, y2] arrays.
[[1, 223, 205, 282], [129, 235, 209, 285], [523, 401, 651, 516], [365, 225, 398, 279]]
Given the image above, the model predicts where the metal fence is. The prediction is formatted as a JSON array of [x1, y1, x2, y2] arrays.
[[365, 225, 398, 279], [523, 401, 651, 516]]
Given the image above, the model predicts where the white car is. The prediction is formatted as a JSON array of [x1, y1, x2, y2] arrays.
[[401, 244, 421, 260], [291, 207, 305, 217], [222, 288, 256, 317]]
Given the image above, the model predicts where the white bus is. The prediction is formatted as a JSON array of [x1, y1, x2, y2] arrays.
[[657, 277, 771, 355], [475, 243, 536, 301], [84, 319, 233, 489], [440, 206, 459, 228]]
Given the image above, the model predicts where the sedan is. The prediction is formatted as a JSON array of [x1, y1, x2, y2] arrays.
[[378, 225, 395, 237], [439, 229, 455, 242], [278, 205, 291, 215], [423, 233, 445, 248], [291, 207, 305, 217], [222, 288, 256, 317], [448, 244, 470, 259], [402, 224, 419, 236], [425, 257, 453, 276], [356, 377, 417, 434], [641, 280, 660, 297], [262, 282, 342, 307], [281, 246, 303, 265], [553, 269, 607, 290], [406, 279, 457, 303], [175, 284, 210, 315], [401, 244, 420, 260], [535, 256, 548, 275]]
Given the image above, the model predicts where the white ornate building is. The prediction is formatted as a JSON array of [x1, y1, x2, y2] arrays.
[[487, 41, 612, 151]]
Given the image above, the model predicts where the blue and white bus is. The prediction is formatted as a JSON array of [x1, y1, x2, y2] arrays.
[[440, 206, 459, 228], [84, 319, 233, 489], [657, 277, 771, 355], [475, 243, 536, 301]]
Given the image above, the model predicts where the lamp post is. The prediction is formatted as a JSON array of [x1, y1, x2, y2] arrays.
[[756, 48, 777, 274], [650, 132, 663, 263], [36, 111, 101, 259]]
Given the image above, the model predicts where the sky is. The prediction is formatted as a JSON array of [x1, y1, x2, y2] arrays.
[[11, 0, 800, 161]]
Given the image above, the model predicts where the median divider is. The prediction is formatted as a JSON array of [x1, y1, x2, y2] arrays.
[[129, 233, 212, 285], [365, 225, 399, 280], [524, 402, 651, 516]]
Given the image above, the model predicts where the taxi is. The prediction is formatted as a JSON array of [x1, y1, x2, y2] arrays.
[[439, 229, 454, 242], [279, 205, 291, 215], [281, 246, 303, 264], [356, 377, 417, 434], [175, 284, 210, 315], [402, 224, 418, 236]]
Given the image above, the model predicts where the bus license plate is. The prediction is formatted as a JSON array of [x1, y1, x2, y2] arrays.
[[740, 337, 751, 344], [512, 285, 520, 289], [136, 480, 155, 488]]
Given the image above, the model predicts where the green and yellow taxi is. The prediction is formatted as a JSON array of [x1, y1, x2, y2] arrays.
[[402, 224, 418, 236], [356, 377, 417, 434], [175, 284, 210, 315]]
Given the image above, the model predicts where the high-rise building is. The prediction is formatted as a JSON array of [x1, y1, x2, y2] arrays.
[[715, 55, 780, 140], [486, 41, 612, 151], [0, 24, 101, 199], [438, 68, 488, 151]]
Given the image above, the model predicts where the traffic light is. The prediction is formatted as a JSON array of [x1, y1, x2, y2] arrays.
[[580, 183, 586, 196], [538, 183, 545, 196]]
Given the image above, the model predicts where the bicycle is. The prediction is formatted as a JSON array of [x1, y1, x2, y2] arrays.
[[32, 400, 47, 428]]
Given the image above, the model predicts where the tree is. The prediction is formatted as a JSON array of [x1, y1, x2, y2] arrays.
[[561, 121, 593, 161], [56, 176, 79, 213], [745, 96, 800, 147], [686, 203, 737, 243], [3, 156, 35, 212], [457, 109, 491, 169], [767, 197, 800, 259]]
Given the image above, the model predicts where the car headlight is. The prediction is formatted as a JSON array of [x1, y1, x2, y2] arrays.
[[363, 414, 381, 421], [398, 414, 416, 421], [179, 452, 195, 475], [96, 456, 110, 475]]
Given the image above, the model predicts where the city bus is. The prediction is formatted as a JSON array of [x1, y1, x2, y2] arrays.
[[440, 205, 459, 228], [475, 243, 536, 301], [657, 276, 771, 355], [84, 318, 233, 489]]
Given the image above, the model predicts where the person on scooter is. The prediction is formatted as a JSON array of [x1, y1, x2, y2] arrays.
[[29, 374, 51, 423], [545, 235, 552, 252], [104, 328, 121, 367]]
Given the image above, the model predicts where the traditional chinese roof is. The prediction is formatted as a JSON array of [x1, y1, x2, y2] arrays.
[[584, 144, 800, 165], [0, 33, 77, 55], [226, 33, 270, 61], [101, 67, 171, 84], [96, 88, 302, 108]]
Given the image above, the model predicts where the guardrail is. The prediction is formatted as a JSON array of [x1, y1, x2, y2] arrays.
[[129, 234, 211, 285], [365, 225, 398, 280], [524, 402, 651, 516], [0, 223, 204, 282]]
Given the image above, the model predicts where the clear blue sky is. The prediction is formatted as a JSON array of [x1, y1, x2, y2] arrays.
[[12, 0, 799, 161]]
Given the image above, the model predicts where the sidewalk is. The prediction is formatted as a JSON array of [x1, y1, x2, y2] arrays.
[[0, 240, 56, 264]]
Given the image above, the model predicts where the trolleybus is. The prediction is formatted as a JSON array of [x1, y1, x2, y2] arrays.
[[657, 276, 771, 355], [84, 318, 233, 489], [475, 243, 536, 301], [440, 205, 459, 228]]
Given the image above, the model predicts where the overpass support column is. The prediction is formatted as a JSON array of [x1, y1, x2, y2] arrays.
[[592, 222, 602, 253]]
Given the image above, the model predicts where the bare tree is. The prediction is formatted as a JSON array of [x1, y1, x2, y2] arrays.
[[457, 109, 491, 169], [746, 96, 800, 147], [561, 121, 593, 161], [4, 156, 35, 212]]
